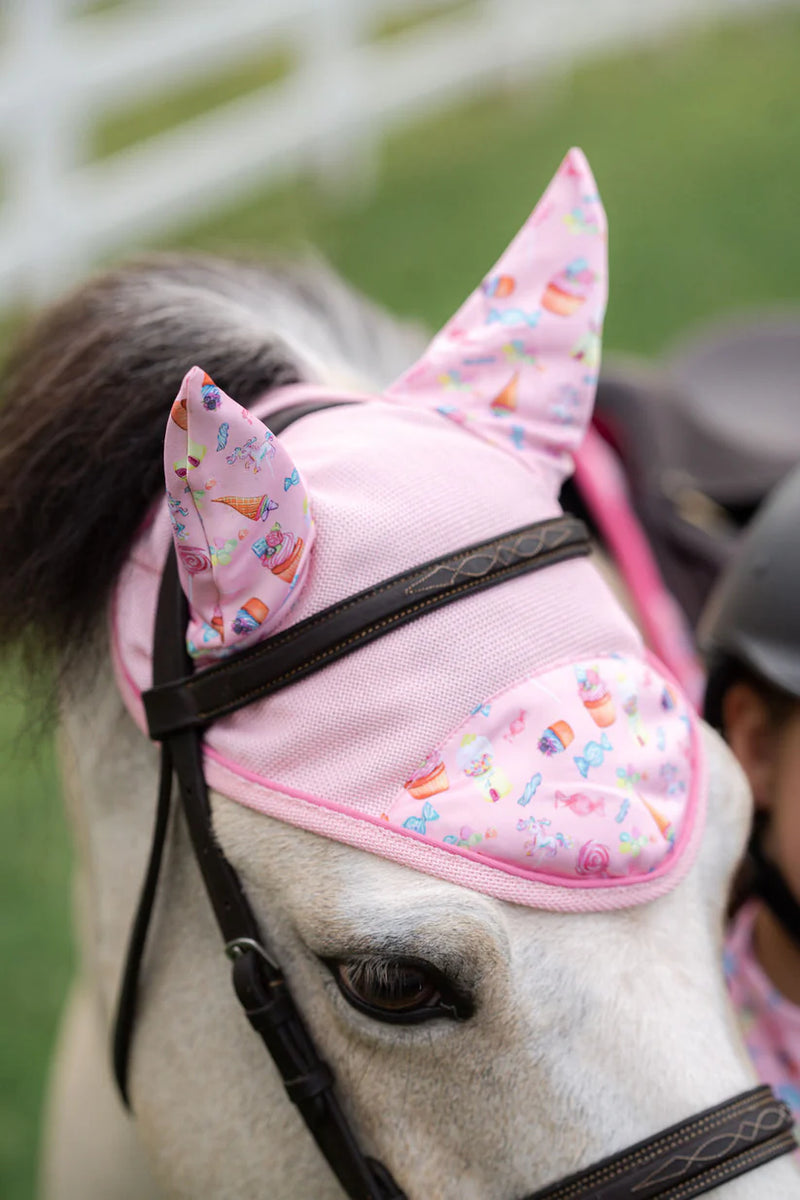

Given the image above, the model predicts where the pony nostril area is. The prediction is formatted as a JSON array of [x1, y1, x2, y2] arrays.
[[325, 955, 475, 1024]]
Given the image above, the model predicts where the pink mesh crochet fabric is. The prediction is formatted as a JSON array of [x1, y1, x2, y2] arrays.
[[111, 149, 706, 911]]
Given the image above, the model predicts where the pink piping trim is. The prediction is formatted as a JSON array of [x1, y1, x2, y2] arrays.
[[204, 748, 699, 891], [574, 425, 704, 709]]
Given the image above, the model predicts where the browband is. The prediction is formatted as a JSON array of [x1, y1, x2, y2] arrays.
[[143, 513, 591, 740]]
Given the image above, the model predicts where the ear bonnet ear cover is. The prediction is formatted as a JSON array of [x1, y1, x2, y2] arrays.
[[165, 367, 313, 660], [111, 148, 706, 912], [385, 146, 606, 490]]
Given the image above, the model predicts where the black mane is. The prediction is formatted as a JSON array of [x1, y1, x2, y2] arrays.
[[0, 254, 308, 667]]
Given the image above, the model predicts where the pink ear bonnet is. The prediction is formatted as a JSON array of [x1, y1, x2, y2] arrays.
[[164, 370, 313, 659], [112, 149, 705, 912]]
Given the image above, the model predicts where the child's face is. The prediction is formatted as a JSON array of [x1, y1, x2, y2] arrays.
[[761, 705, 800, 898], [723, 683, 800, 896]]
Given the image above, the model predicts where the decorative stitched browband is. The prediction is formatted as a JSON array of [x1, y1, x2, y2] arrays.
[[143, 514, 591, 739]]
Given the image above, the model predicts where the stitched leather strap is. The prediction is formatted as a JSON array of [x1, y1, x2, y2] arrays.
[[522, 1085, 795, 1200], [143, 514, 590, 739]]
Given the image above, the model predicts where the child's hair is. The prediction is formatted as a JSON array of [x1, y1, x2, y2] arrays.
[[700, 461, 800, 731], [700, 460, 800, 921], [703, 652, 799, 734], [704, 650, 800, 917]]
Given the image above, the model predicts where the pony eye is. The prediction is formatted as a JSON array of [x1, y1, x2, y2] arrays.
[[330, 958, 472, 1024]]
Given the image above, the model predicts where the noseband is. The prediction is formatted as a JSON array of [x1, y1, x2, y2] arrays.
[[113, 401, 795, 1199]]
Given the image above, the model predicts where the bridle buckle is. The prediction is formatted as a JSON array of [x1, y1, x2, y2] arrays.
[[224, 936, 281, 972]]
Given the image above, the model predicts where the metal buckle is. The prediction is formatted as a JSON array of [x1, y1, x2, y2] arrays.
[[224, 936, 280, 972]]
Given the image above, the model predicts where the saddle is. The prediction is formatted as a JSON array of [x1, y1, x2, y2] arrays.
[[577, 311, 800, 628]]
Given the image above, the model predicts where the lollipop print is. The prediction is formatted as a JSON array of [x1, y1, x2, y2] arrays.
[[177, 545, 211, 575]]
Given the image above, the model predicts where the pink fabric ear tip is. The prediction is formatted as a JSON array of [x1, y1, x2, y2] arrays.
[[384, 146, 608, 489], [163, 366, 314, 659]]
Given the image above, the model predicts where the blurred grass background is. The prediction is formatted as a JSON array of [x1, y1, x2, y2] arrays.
[[2, 7, 800, 1197]]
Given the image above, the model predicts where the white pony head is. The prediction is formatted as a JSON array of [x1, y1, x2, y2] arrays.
[[7, 146, 793, 1200]]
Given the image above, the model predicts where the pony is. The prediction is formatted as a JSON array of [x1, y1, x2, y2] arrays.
[[1, 151, 797, 1200]]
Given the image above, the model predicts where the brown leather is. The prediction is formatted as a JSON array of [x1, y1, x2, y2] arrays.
[[525, 1085, 795, 1200], [143, 514, 590, 739]]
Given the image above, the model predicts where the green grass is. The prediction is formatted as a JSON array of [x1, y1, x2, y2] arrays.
[[3, 8, 800, 1197], [0, 674, 71, 1200], [166, 9, 800, 356]]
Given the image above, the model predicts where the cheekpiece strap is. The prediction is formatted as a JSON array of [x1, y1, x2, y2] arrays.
[[143, 513, 591, 740]]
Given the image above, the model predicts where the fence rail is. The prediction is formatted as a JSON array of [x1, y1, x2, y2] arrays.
[[0, 0, 790, 306]]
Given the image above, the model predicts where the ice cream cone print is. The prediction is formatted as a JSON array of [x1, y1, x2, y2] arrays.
[[271, 537, 304, 583], [253, 526, 305, 583], [200, 372, 222, 411], [538, 719, 574, 756], [211, 606, 224, 641], [483, 274, 516, 298], [404, 760, 450, 800], [232, 597, 270, 635], [490, 371, 519, 414], [641, 796, 672, 840], [542, 258, 596, 316], [212, 493, 278, 521], [576, 667, 616, 728], [170, 397, 188, 430]]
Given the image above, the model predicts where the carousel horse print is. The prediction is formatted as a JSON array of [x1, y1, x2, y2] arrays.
[[225, 430, 276, 473], [1, 158, 797, 1200]]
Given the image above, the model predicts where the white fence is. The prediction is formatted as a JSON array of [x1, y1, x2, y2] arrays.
[[0, 0, 791, 307]]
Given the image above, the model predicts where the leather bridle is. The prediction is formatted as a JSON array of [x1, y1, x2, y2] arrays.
[[113, 401, 796, 1199]]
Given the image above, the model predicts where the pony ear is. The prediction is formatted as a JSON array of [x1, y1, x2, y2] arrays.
[[385, 147, 607, 491], [164, 366, 313, 659]]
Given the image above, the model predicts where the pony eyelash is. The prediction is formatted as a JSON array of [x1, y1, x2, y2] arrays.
[[325, 954, 474, 1024]]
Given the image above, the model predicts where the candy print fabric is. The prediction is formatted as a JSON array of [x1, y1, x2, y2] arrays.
[[386, 655, 699, 886], [165, 367, 313, 659], [725, 902, 800, 1138]]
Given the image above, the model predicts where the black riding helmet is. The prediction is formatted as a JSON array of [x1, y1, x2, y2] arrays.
[[700, 461, 800, 731], [700, 461, 800, 940]]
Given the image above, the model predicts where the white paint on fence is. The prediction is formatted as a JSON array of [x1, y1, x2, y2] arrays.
[[0, 0, 792, 306]]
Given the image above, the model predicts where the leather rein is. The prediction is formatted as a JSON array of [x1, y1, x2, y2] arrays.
[[113, 401, 796, 1200]]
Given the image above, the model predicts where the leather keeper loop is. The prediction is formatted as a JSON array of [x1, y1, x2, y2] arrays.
[[241, 987, 296, 1034], [285, 1062, 335, 1104]]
